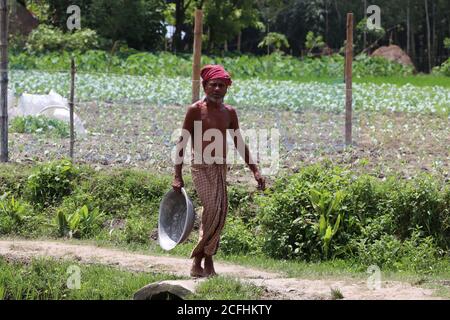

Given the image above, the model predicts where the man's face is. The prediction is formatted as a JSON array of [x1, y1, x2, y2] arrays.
[[204, 79, 228, 103]]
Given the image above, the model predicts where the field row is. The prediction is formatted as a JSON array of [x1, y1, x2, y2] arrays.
[[9, 71, 450, 114]]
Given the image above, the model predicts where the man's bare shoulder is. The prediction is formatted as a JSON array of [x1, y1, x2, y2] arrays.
[[224, 104, 237, 115], [187, 101, 204, 114]]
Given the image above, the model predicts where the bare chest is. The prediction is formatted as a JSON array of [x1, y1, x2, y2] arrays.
[[198, 106, 231, 131]]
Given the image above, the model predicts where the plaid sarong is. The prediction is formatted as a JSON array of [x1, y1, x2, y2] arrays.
[[190, 163, 228, 258]]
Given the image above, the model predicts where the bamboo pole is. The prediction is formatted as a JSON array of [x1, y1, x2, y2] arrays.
[[345, 13, 353, 146], [69, 58, 76, 160], [192, 9, 203, 104], [0, 0, 8, 162]]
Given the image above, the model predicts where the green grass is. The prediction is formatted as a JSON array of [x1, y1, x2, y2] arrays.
[[0, 256, 184, 300], [330, 287, 344, 300], [188, 276, 263, 300], [1, 161, 449, 299], [53, 235, 450, 285], [2, 236, 449, 299], [0, 255, 266, 300]]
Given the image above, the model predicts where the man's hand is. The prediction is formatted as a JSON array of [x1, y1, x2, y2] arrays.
[[172, 176, 184, 193], [253, 170, 266, 191]]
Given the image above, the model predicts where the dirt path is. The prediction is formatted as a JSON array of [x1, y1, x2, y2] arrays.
[[0, 239, 442, 300]]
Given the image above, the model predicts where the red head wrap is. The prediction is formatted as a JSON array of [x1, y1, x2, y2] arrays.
[[200, 64, 232, 86]]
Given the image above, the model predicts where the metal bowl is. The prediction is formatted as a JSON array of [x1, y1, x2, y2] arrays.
[[158, 187, 195, 251]]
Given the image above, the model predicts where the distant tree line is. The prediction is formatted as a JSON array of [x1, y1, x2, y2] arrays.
[[19, 0, 450, 72]]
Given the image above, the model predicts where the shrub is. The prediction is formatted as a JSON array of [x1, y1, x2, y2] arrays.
[[257, 163, 352, 260], [25, 25, 100, 54], [354, 54, 414, 77], [26, 159, 79, 207], [433, 58, 450, 76], [85, 170, 169, 218], [227, 185, 257, 222], [354, 229, 442, 273], [56, 205, 105, 239], [353, 234, 403, 270], [399, 229, 443, 273], [220, 217, 260, 255], [124, 217, 152, 245], [390, 175, 448, 248], [0, 165, 32, 199], [0, 195, 46, 237], [257, 163, 449, 262], [0, 196, 29, 235]]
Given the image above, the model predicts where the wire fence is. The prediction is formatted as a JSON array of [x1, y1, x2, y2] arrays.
[[5, 63, 450, 179]]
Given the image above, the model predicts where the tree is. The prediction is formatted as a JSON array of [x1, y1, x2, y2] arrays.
[[89, 0, 166, 50], [202, 0, 260, 53], [258, 32, 289, 54], [172, 0, 192, 52], [44, 0, 166, 50], [304, 31, 325, 56]]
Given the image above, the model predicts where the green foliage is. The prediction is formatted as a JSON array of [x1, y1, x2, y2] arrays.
[[56, 205, 104, 239], [257, 163, 351, 261], [304, 31, 325, 55], [354, 54, 415, 77], [1, 162, 447, 274], [46, 0, 166, 50], [26, 159, 79, 207], [10, 50, 414, 79], [24, 0, 50, 23], [0, 165, 33, 200], [124, 217, 152, 245], [433, 58, 450, 76], [257, 163, 449, 264], [227, 185, 257, 222], [309, 189, 344, 258], [354, 229, 442, 273], [221, 217, 260, 255], [389, 175, 449, 249], [258, 32, 290, 52], [0, 195, 29, 234], [10, 115, 70, 138], [355, 18, 385, 52], [0, 257, 181, 300], [202, 0, 260, 48], [25, 25, 100, 54], [444, 38, 450, 50], [84, 169, 169, 218], [190, 276, 263, 300], [0, 193, 45, 237]]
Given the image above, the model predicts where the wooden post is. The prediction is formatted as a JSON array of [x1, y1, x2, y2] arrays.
[[345, 13, 353, 146], [0, 0, 8, 162], [69, 58, 76, 160], [192, 9, 203, 104]]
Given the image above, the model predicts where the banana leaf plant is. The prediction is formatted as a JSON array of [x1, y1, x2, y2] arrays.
[[309, 188, 345, 258]]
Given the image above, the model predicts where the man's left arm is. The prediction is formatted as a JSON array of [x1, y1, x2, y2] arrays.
[[229, 108, 266, 190]]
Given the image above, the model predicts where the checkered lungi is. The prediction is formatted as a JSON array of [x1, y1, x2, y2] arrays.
[[190, 163, 228, 258]]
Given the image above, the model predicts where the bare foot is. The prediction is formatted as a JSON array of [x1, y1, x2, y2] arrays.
[[190, 265, 205, 278], [204, 255, 218, 278], [190, 256, 205, 278]]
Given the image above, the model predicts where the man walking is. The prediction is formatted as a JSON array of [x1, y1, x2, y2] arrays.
[[173, 64, 265, 277]]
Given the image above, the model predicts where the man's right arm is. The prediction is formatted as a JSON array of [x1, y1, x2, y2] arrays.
[[172, 104, 197, 192]]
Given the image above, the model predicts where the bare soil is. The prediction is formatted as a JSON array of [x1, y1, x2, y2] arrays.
[[8, 103, 450, 183]]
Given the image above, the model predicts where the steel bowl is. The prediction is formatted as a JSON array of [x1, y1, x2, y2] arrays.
[[158, 187, 195, 251]]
